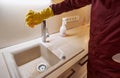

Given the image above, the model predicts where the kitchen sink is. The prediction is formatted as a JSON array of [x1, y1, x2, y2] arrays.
[[2, 41, 61, 78]]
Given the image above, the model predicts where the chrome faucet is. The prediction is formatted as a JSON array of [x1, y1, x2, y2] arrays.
[[41, 20, 49, 42]]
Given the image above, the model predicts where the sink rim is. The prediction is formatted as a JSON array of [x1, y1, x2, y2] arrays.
[[1, 37, 85, 78], [2, 38, 62, 78]]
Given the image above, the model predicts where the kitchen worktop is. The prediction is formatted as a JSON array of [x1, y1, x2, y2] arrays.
[[0, 24, 90, 78], [39, 24, 90, 78], [43, 24, 89, 58], [0, 53, 10, 78]]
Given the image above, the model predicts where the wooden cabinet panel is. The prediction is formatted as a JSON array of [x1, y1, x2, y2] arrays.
[[58, 55, 88, 78]]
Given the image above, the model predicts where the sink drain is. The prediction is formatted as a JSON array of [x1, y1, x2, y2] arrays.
[[37, 63, 47, 72]]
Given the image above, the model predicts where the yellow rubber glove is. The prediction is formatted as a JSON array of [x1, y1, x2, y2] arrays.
[[25, 7, 54, 28]]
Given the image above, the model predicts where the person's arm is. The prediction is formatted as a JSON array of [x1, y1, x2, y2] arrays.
[[50, 0, 91, 15], [25, 0, 91, 28]]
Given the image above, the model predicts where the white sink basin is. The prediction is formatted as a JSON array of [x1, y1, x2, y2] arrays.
[[2, 40, 61, 78]]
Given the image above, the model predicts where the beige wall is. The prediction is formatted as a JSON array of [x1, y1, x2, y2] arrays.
[[0, 0, 91, 49], [47, 4, 91, 34]]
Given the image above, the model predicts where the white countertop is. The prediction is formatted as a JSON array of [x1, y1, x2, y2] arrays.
[[0, 24, 90, 78], [0, 53, 10, 78], [39, 24, 90, 78]]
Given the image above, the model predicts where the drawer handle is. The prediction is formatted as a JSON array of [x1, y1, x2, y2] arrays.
[[79, 55, 88, 66], [67, 69, 75, 78]]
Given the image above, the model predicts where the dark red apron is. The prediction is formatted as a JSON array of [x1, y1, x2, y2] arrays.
[[51, 0, 120, 78]]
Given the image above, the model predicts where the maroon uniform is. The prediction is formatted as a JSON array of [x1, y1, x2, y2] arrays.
[[51, 0, 120, 78]]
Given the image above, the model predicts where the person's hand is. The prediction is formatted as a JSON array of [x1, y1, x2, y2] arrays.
[[25, 7, 54, 28]]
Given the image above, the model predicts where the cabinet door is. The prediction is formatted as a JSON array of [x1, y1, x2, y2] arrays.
[[58, 68, 75, 78], [58, 54, 88, 78]]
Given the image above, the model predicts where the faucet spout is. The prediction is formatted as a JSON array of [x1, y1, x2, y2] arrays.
[[41, 20, 49, 42]]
